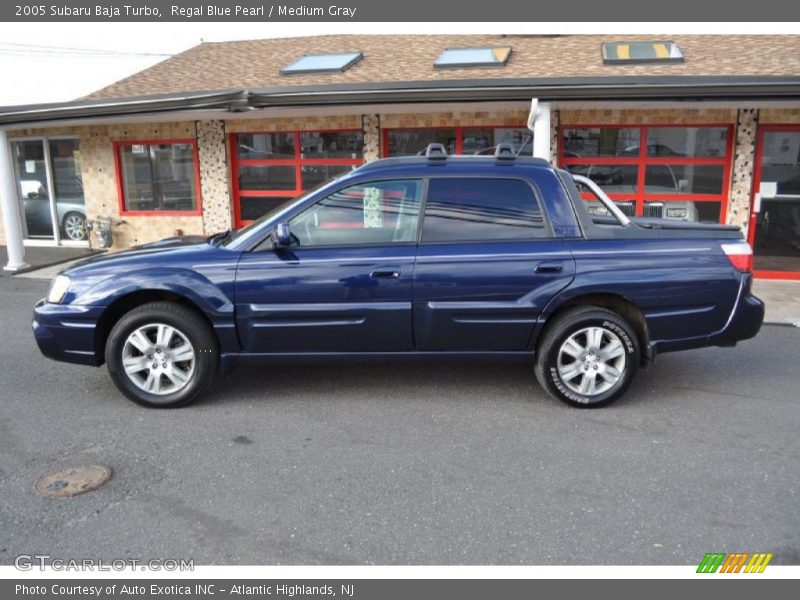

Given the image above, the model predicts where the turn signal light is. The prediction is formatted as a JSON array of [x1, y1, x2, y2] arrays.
[[721, 242, 753, 273]]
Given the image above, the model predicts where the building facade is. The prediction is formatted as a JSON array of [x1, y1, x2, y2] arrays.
[[1, 35, 800, 278]]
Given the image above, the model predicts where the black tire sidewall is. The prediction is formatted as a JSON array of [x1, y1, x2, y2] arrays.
[[539, 310, 639, 408], [106, 303, 217, 408]]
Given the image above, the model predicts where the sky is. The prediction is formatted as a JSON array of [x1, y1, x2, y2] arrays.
[[0, 22, 793, 106]]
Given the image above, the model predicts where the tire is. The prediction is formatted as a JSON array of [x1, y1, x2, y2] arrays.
[[61, 211, 87, 241], [534, 306, 640, 408], [105, 302, 219, 408]]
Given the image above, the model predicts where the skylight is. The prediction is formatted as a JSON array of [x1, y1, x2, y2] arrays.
[[281, 52, 363, 74], [434, 47, 512, 69], [602, 41, 684, 64]]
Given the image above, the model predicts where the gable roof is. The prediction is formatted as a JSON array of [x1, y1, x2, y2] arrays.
[[85, 34, 800, 100]]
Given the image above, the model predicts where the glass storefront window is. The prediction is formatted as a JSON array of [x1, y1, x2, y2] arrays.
[[117, 142, 199, 213], [645, 127, 728, 157], [560, 125, 731, 224], [567, 164, 638, 194], [299, 131, 363, 159], [232, 130, 364, 224], [239, 196, 294, 222], [237, 133, 295, 159], [12, 137, 88, 242], [386, 129, 457, 156], [238, 165, 296, 191], [752, 130, 800, 274], [562, 128, 641, 158], [644, 164, 725, 195]]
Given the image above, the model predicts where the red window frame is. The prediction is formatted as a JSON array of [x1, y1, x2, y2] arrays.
[[381, 125, 529, 157], [558, 124, 735, 223], [114, 139, 203, 217], [230, 129, 363, 227], [749, 123, 800, 280]]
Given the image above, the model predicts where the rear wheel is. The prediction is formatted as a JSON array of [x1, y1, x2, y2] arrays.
[[106, 302, 218, 408], [535, 306, 639, 408]]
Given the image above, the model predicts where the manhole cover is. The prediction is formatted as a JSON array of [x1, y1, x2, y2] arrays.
[[34, 465, 111, 498]]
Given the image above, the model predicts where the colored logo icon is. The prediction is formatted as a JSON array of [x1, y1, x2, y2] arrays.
[[697, 552, 773, 573]]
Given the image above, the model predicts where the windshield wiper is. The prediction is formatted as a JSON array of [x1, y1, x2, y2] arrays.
[[207, 229, 233, 246]]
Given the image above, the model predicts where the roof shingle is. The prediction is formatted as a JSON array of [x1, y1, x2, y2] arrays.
[[85, 34, 800, 100]]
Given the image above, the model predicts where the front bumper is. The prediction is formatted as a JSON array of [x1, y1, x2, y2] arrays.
[[32, 299, 105, 366]]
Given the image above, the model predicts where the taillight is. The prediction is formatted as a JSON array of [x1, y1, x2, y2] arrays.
[[721, 242, 753, 273]]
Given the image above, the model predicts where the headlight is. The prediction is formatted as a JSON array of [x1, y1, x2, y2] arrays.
[[666, 206, 688, 219], [47, 275, 71, 304]]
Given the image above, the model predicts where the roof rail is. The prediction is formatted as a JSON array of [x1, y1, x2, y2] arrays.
[[494, 142, 516, 160], [424, 142, 448, 160]]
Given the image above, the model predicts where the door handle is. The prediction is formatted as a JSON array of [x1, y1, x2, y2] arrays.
[[370, 268, 401, 279], [535, 262, 563, 274]]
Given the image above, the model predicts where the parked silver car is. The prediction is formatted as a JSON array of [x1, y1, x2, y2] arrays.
[[21, 179, 87, 241]]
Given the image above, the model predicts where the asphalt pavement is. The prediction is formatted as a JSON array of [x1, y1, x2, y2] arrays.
[[0, 276, 798, 565]]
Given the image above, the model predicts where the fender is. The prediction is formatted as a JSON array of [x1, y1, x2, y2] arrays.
[[73, 267, 235, 321]]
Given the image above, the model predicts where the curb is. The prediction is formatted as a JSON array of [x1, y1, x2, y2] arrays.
[[763, 321, 800, 328], [9, 250, 104, 276]]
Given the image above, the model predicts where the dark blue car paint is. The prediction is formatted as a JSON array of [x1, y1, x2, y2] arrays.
[[33, 157, 764, 371]]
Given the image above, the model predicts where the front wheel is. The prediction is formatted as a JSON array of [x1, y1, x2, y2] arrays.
[[106, 302, 219, 408], [535, 306, 640, 408], [61, 211, 87, 241]]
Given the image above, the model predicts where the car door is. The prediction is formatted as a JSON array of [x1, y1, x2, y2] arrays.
[[235, 178, 423, 353], [413, 176, 576, 351]]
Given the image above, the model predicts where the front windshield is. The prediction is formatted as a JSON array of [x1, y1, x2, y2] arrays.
[[223, 176, 345, 246]]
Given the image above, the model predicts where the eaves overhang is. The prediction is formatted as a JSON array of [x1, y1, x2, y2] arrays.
[[1, 76, 799, 126]]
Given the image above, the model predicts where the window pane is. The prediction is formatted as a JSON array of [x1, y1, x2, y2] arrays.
[[239, 196, 294, 222], [760, 131, 800, 195], [289, 180, 423, 247], [238, 165, 296, 191], [644, 201, 721, 223], [13, 140, 54, 240], [422, 178, 545, 243], [645, 164, 725, 195], [50, 139, 87, 241], [301, 164, 354, 189], [463, 127, 531, 155], [300, 131, 363, 159], [237, 133, 295, 159], [646, 127, 728, 157], [562, 128, 640, 158], [567, 164, 638, 195], [387, 129, 457, 156], [119, 143, 197, 212]]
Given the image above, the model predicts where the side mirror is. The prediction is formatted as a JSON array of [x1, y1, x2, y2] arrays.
[[272, 222, 292, 248]]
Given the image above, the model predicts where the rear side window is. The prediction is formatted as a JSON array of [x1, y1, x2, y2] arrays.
[[421, 178, 546, 242]]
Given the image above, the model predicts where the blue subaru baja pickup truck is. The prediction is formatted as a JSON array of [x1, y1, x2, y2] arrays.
[[33, 143, 764, 408]]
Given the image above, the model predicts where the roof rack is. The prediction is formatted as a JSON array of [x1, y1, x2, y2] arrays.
[[494, 142, 516, 160], [424, 142, 448, 160]]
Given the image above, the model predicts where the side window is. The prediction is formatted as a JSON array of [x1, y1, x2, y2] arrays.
[[288, 179, 422, 247], [421, 178, 546, 243]]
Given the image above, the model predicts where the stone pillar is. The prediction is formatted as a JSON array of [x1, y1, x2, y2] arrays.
[[728, 108, 759, 233], [0, 128, 28, 271], [195, 120, 233, 234], [550, 109, 560, 165], [362, 114, 380, 162], [532, 102, 551, 161]]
